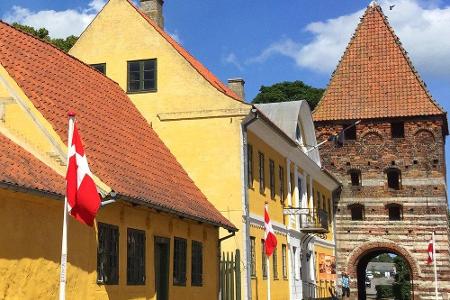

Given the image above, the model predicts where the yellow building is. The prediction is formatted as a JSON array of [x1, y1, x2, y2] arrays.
[[70, 1, 341, 299], [0, 21, 235, 300]]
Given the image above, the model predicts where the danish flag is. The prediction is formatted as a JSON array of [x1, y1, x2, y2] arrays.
[[264, 204, 278, 257], [66, 119, 101, 226], [427, 237, 434, 264]]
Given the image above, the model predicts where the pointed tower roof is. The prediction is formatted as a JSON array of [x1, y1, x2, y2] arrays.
[[313, 3, 445, 121]]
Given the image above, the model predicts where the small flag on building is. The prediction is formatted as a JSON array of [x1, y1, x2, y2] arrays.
[[427, 237, 434, 264], [66, 115, 101, 226], [264, 204, 278, 257]]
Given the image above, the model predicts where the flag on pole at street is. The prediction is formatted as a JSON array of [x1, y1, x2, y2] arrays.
[[264, 204, 277, 257], [66, 118, 101, 226], [427, 237, 434, 264]]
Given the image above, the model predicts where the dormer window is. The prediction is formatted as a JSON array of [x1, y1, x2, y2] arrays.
[[386, 168, 401, 190]]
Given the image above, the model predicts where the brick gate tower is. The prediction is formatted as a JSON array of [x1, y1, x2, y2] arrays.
[[313, 2, 450, 299]]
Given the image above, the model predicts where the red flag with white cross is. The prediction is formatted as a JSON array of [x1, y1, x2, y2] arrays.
[[264, 204, 278, 257]]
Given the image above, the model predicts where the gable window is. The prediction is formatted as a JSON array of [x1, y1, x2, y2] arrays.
[[273, 247, 278, 279], [261, 239, 267, 278], [247, 144, 254, 188], [173, 237, 187, 286], [387, 204, 403, 221], [191, 241, 203, 286], [343, 124, 356, 140], [127, 59, 157, 93], [349, 169, 361, 186], [391, 122, 405, 138], [349, 204, 364, 221], [97, 223, 119, 285], [269, 159, 275, 199], [387, 168, 401, 190], [91, 63, 106, 74], [296, 124, 302, 143], [279, 166, 285, 202], [250, 237, 256, 277], [259, 152, 265, 194], [127, 228, 146, 285], [282, 244, 287, 279]]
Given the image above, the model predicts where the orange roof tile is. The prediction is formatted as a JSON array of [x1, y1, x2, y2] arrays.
[[0, 21, 236, 231], [126, 0, 241, 102], [0, 134, 65, 195], [313, 3, 445, 122]]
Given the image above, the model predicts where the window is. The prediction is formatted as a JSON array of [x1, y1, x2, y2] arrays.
[[343, 124, 356, 140], [261, 239, 267, 278], [259, 152, 265, 194], [387, 204, 402, 221], [279, 166, 285, 202], [173, 237, 187, 286], [269, 159, 275, 199], [91, 63, 106, 74], [387, 169, 401, 190], [191, 241, 203, 286], [273, 247, 278, 279], [282, 244, 287, 279], [247, 144, 254, 188], [127, 228, 146, 285], [391, 122, 405, 138], [349, 170, 361, 186], [349, 204, 364, 221], [127, 59, 157, 92], [296, 124, 302, 143], [317, 191, 322, 209], [290, 173, 295, 195], [293, 246, 298, 280], [97, 223, 119, 285], [250, 237, 256, 277]]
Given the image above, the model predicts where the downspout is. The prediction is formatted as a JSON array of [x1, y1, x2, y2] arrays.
[[241, 108, 258, 300]]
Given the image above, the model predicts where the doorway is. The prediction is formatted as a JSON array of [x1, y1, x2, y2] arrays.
[[154, 236, 170, 300]]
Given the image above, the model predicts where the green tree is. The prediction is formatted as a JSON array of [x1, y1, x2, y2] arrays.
[[12, 23, 78, 52], [373, 253, 394, 263], [252, 80, 325, 110], [392, 256, 411, 300]]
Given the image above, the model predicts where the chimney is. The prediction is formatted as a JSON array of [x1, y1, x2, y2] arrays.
[[140, 0, 164, 29], [227, 78, 245, 101]]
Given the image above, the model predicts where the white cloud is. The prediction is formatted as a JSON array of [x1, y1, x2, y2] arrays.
[[223, 52, 244, 71], [3, 0, 106, 38], [250, 0, 450, 78]]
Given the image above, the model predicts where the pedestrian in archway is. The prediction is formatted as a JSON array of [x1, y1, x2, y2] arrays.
[[342, 272, 351, 298]]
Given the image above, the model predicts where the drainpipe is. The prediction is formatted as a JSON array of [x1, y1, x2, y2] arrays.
[[241, 108, 258, 300]]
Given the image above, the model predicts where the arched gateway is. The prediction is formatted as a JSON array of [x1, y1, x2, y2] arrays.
[[313, 2, 450, 299]]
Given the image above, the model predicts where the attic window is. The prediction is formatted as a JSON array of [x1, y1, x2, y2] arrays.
[[391, 122, 404, 138], [91, 63, 106, 74], [127, 59, 157, 93], [343, 124, 356, 140]]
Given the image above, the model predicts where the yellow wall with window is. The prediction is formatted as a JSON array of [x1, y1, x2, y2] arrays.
[[69, 0, 250, 255], [0, 188, 219, 300]]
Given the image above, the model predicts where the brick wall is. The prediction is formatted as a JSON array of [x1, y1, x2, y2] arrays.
[[316, 117, 450, 300]]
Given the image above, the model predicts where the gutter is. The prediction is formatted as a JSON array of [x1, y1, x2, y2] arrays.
[[0, 181, 64, 200], [241, 109, 258, 300]]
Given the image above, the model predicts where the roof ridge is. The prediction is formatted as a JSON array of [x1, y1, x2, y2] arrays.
[[0, 20, 125, 90], [125, 0, 242, 102]]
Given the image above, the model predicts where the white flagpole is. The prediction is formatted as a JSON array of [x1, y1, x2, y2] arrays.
[[267, 254, 271, 300], [432, 232, 438, 300], [59, 114, 75, 300]]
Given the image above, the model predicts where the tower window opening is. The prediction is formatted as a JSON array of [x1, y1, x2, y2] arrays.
[[387, 204, 402, 221], [349, 204, 364, 221], [391, 121, 405, 138], [387, 169, 401, 190]]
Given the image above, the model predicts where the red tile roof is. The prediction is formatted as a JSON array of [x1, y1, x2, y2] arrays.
[[0, 134, 65, 195], [0, 21, 236, 231], [126, 0, 242, 102], [313, 3, 445, 122]]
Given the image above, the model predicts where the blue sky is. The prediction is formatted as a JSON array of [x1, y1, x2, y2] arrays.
[[2, 0, 450, 193]]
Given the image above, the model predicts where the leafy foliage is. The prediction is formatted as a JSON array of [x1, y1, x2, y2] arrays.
[[252, 80, 325, 110], [372, 253, 394, 263], [12, 23, 78, 52], [376, 285, 394, 299], [392, 256, 411, 300]]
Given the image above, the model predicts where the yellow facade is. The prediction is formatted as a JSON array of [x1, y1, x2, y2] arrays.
[[70, 0, 250, 256], [0, 188, 219, 300]]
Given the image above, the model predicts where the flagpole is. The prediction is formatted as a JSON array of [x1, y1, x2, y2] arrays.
[[59, 113, 75, 300], [432, 232, 438, 300], [267, 254, 271, 300]]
